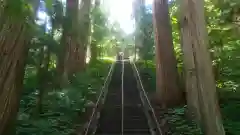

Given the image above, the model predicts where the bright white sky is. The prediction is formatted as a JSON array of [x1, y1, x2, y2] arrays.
[[104, 0, 153, 34], [37, 0, 153, 34]]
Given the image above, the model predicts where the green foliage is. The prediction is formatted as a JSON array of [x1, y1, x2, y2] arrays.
[[90, 4, 110, 60], [167, 107, 203, 135], [136, 60, 156, 92], [136, 61, 203, 134], [135, 2, 183, 61], [45, 0, 54, 12], [17, 60, 111, 135], [2, 0, 33, 22], [91, 6, 109, 44], [138, 6, 155, 60], [220, 99, 240, 135]]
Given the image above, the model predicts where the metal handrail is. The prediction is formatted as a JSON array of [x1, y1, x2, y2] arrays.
[[131, 61, 163, 135], [84, 62, 115, 135], [121, 57, 125, 135]]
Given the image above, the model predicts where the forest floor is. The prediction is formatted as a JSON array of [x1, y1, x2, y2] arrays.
[[137, 60, 240, 135]]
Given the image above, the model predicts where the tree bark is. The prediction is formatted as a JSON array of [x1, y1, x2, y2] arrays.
[[133, 0, 145, 60], [90, 41, 97, 62], [90, 0, 100, 63], [77, 0, 91, 67], [0, 18, 29, 135], [56, 25, 68, 88], [56, 0, 81, 87], [178, 0, 225, 135], [152, 0, 183, 107], [57, 0, 91, 83], [34, 46, 50, 118]]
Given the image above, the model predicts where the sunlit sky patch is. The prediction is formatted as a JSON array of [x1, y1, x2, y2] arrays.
[[37, 0, 153, 34], [103, 0, 153, 34]]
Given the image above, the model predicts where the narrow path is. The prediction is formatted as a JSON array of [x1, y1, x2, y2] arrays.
[[95, 61, 151, 135], [94, 61, 123, 134], [123, 61, 151, 134]]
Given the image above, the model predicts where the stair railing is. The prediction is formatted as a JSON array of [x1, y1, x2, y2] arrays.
[[131, 61, 163, 135], [83, 61, 116, 135], [121, 57, 125, 135]]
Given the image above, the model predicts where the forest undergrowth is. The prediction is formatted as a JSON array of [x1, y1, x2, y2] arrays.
[[137, 60, 240, 135], [16, 60, 112, 135]]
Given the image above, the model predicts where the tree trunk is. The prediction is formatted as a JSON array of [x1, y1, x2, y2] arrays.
[[90, 0, 100, 63], [0, 18, 29, 135], [178, 0, 225, 135], [33, 46, 44, 117], [34, 46, 50, 118], [65, 0, 80, 75], [57, 0, 91, 83], [178, 15, 201, 122], [152, 0, 183, 107], [90, 40, 98, 62], [78, 45, 87, 69], [56, 0, 81, 87], [78, 0, 92, 67], [133, 0, 144, 60]]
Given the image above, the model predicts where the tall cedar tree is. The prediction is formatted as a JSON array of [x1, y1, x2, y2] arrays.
[[179, 0, 225, 134], [152, 0, 183, 107], [0, 0, 33, 134], [56, 0, 91, 87]]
